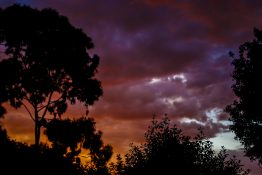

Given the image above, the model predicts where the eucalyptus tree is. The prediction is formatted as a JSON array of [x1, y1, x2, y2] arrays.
[[0, 4, 102, 146]]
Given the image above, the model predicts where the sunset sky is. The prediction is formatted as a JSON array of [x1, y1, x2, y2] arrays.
[[1, 0, 262, 174]]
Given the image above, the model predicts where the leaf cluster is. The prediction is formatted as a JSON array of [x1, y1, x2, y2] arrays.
[[45, 117, 113, 175]]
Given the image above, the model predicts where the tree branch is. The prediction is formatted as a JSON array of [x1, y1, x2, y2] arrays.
[[50, 94, 64, 104], [21, 101, 34, 121], [37, 93, 64, 113], [40, 91, 54, 119]]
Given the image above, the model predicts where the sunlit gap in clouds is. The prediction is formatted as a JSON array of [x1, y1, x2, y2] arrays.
[[205, 108, 242, 150], [210, 132, 243, 150], [179, 108, 243, 150], [148, 73, 187, 85], [162, 96, 184, 108], [178, 107, 241, 149], [205, 107, 231, 125], [179, 117, 206, 126], [146, 73, 237, 150], [179, 107, 241, 151], [179, 107, 231, 126]]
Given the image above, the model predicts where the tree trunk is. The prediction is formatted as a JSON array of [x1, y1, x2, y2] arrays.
[[34, 108, 40, 148], [35, 123, 40, 147]]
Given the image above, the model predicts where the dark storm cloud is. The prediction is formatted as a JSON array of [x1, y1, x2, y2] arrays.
[[5, 0, 209, 85], [2, 0, 261, 85]]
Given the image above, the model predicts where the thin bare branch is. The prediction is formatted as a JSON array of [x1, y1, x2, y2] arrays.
[[21, 101, 34, 121], [40, 91, 54, 119], [37, 104, 47, 112], [37, 93, 64, 113], [50, 94, 64, 104]]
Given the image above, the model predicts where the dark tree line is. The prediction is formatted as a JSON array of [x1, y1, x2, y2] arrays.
[[0, 117, 249, 175]]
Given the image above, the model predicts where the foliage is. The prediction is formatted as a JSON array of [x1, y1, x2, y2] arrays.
[[0, 4, 102, 146], [0, 116, 113, 175], [115, 117, 249, 175], [0, 126, 85, 175], [45, 117, 113, 175], [225, 28, 262, 164], [109, 154, 125, 175]]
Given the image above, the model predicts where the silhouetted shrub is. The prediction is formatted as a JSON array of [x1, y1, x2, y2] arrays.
[[112, 118, 249, 175]]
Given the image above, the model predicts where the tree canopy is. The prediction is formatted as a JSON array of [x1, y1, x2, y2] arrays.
[[45, 117, 113, 175], [0, 4, 102, 146], [225, 28, 262, 165], [113, 118, 248, 175]]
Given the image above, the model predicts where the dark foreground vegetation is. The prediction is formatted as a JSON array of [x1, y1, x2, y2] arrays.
[[109, 117, 249, 175], [0, 117, 112, 175], [0, 117, 249, 175]]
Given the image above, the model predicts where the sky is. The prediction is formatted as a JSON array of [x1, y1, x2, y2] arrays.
[[1, 0, 262, 174]]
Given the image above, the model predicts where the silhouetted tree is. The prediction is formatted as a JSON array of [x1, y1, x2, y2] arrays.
[[45, 117, 113, 175], [0, 125, 8, 146], [0, 124, 86, 175], [0, 4, 102, 147], [225, 28, 262, 165], [0, 116, 113, 174], [118, 117, 248, 175], [109, 154, 125, 175]]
